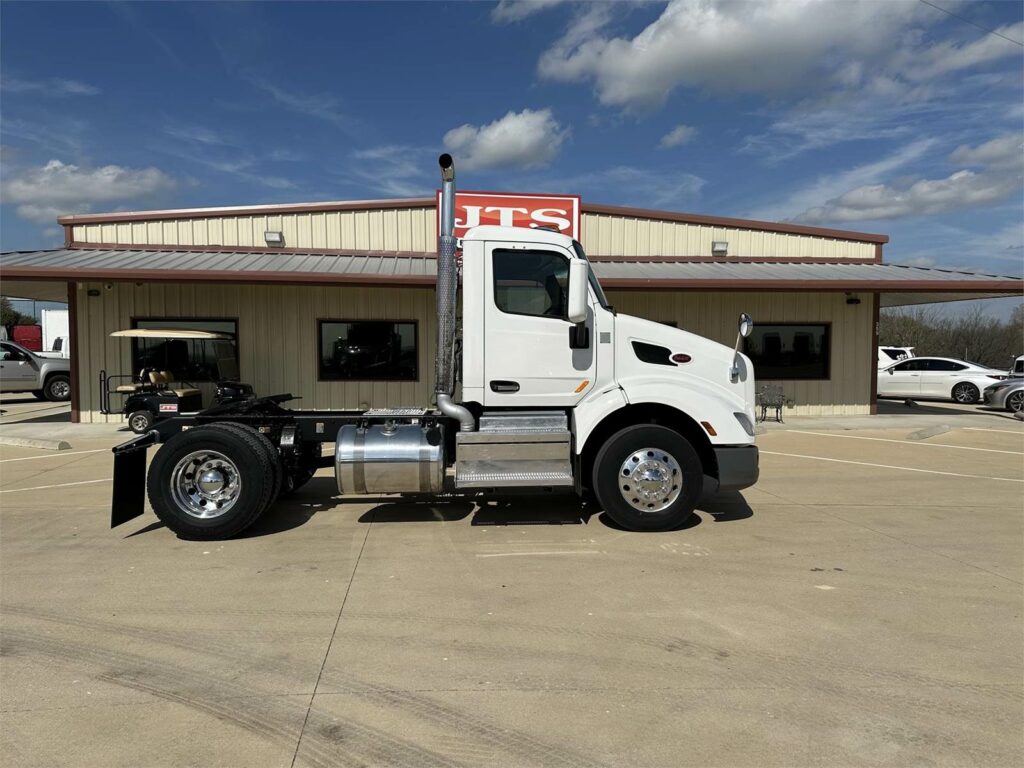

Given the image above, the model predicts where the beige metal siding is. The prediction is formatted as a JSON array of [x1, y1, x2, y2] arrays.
[[75, 284, 871, 422], [72, 208, 438, 253], [72, 206, 874, 260], [74, 282, 437, 423], [605, 290, 874, 416], [580, 213, 875, 260]]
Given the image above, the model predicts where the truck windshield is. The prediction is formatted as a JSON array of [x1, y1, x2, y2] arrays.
[[571, 240, 612, 311]]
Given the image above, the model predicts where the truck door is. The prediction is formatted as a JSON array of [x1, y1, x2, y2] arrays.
[[483, 243, 596, 407], [0, 343, 40, 392]]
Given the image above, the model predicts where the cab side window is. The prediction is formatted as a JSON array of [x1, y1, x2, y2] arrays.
[[492, 249, 569, 319], [1, 344, 28, 362], [892, 360, 922, 371]]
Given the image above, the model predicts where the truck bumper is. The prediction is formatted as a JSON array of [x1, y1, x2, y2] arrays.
[[713, 445, 759, 492]]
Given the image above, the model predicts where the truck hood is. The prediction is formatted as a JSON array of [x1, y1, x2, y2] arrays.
[[614, 312, 755, 412]]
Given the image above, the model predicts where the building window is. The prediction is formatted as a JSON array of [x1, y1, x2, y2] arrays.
[[131, 318, 238, 382], [319, 320, 418, 381], [492, 249, 569, 318], [744, 323, 830, 380]]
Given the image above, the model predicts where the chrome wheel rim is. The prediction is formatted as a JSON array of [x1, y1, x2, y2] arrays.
[[51, 380, 70, 398], [619, 448, 682, 513], [1009, 391, 1024, 413], [953, 384, 976, 403], [170, 450, 242, 519]]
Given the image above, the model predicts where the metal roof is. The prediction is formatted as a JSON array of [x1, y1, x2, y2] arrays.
[[1, 247, 1020, 297]]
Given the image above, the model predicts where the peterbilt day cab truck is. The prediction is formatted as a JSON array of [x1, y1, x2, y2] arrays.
[[110, 155, 759, 538]]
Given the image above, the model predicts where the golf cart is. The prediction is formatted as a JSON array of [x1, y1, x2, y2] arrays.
[[100, 328, 255, 433]]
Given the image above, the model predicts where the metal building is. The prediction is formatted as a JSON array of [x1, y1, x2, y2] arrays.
[[2, 193, 1020, 423]]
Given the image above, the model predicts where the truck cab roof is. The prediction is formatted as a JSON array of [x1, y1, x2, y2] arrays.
[[461, 225, 576, 250]]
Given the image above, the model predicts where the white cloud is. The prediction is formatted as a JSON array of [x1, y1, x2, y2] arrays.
[[250, 78, 361, 136], [950, 134, 1024, 167], [749, 138, 938, 222], [793, 135, 1023, 224], [346, 145, 432, 197], [443, 108, 568, 170], [2, 160, 176, 223], [659, 124, 697, 148], [491, 0, 567, 24], [1, 76, 100, 96], [537, 1, 1021, 111], [536, 165, 706, 210]]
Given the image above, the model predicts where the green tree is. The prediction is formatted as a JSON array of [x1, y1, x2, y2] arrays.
[[0, 297, 32, 334]]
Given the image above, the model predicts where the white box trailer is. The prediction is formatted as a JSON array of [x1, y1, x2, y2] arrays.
[[40, 308, 69, 357], [110, 155, 759, 538]]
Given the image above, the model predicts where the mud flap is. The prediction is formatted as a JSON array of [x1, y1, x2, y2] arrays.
[[111, 433, 157, 528]]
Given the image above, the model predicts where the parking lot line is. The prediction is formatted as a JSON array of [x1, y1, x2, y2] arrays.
[[0, 478, 111, 494], [787, 430, 1024, 455], [962, 427, 1024, 435], [0, 449, 108, 463], [760, 450, 1024, 483]]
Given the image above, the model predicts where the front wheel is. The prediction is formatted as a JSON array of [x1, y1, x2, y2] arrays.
[[1007, 390, 1024, 414], [592, 425, 704, 531], [128, 410, 155, 434], [951, 382, 980, 404]]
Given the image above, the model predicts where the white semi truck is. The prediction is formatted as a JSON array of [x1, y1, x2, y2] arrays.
[[111, 155, 759, 538]]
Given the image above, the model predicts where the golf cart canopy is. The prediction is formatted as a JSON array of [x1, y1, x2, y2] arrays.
[[110, 329, 232, 340]]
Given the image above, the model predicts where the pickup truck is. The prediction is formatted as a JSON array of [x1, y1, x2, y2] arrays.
[[0, 340, 72, 401]]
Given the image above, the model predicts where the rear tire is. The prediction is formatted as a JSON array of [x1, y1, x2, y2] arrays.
[[951, 382, 980, 404], [43, 374, 71, 401], [592, 425, 703, 532], [202, 423, 284, 502], [147, 426, 277, 539]]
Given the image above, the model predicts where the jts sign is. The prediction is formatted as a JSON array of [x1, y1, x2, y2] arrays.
[[436, 191, 580, 241]]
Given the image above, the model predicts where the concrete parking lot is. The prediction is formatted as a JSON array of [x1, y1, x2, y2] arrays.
[[1, 419, 1022, 767]]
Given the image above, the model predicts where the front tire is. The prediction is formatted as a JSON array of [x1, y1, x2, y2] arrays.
[[128, 410, 155, 434], [147, 426, 277, 539], [592, 425, 704, 531], [1007, 390, 1024, 414], [43, 374, 71, 401], [952, 382, 980, 404]]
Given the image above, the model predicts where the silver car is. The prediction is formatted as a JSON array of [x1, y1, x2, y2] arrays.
[[983, 377, 1024, 414], [0, 341, 72, 401]]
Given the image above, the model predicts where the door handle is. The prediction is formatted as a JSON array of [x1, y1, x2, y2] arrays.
[[490, 380, 520, 393]]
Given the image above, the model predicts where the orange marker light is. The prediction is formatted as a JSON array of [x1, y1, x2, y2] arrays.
[[700, 421, 717, 436], [574, 380, 591, 393]]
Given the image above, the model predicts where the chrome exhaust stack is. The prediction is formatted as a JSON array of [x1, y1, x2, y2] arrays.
[[435, 153, 475, 431]]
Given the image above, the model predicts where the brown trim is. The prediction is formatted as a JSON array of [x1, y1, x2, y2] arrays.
[[66, 242, 436, 259], [586, 254, 881, 265], [582, 202, 889, 244], [874, 243, 884, 263], [57, 197, 435, 225], [870, 293, 880, 415], [5, 266, 1019, 294], [63, 225, 72, 247], [67, 281, 80, 423]]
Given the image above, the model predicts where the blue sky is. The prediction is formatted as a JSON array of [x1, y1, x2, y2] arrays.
[[2, 0, 1022, 290]]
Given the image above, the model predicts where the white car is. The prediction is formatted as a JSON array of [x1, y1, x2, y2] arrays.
[[877, 356, 1005, 404], [877, 345, 914, 369]]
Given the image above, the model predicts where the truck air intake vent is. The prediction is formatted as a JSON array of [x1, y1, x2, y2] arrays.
[[631, 341, 674, 366]]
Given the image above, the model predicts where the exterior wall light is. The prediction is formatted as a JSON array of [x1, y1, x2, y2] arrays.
[[711, 240, 728, 257], [264, 231, 284, 246]]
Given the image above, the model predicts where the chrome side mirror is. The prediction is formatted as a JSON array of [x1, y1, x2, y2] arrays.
[[731, 313, 754, 381]]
